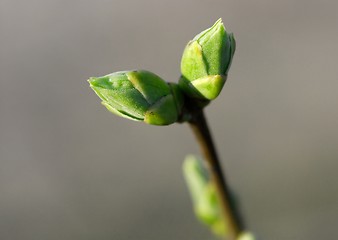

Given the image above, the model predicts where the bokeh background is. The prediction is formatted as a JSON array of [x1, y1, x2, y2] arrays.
[[1, 0, 338, 239]]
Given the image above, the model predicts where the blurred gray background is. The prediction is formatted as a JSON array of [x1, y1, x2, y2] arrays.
[[1, 0, 338, 239]]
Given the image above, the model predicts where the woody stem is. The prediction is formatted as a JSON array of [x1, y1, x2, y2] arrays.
[[188, 110, 244, 240]]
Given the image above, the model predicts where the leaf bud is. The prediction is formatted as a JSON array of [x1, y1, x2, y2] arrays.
[[183, 155, 227, 237], [88, 70, 184, 125], [180, 19, 235, 100]]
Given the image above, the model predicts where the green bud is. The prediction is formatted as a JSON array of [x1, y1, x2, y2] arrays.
[[180, 18, 236, 100], [183, 155, 227, 237], [88, 70, 184, 126]]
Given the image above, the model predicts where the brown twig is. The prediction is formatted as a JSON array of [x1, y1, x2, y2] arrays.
[[188, 110, 244, 240]]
